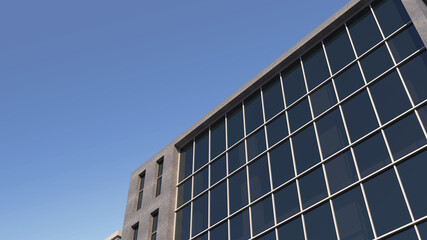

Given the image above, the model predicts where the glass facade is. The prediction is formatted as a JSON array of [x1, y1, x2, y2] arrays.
[[175, 0, 427, 239]]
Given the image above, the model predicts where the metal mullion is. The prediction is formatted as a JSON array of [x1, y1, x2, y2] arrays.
[[242, 99, 254, 238], [225, 112, 231, 240], [375, 215, 427, 240]]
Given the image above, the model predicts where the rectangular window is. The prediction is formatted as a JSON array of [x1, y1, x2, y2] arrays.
[[155, 158, 163, 197], [151, 210, 159, 240], [137, 172, 145, 210], [132, 223, 139, 240]]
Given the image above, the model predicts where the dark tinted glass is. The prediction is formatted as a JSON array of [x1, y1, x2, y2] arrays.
[[334, 64, 365, 100], [229, 168, 248, 213], [400, 51, 427, 104], [277, 217, 305, 240], [251, 196, 275, 236], [263, 76, 285, 120], [192, 193, 208, 236], [227, 105, 244, 147], [195, 131, 209, 171], [342, 90, 379, 142], [266, 113, 288, 147], [388, 25, 424, 63], [370, 71, 411, 123], [269, 141, 295, 188], [333, 186, 374, 240], [211, 118, 226, 159], [397, 150, 427, 219], [210, 155, 226, 186], [347, 7, 383, 55], [316, 108, 348, 158], [418, 221, 427, 239], [360, 44, 394, 82], [175, 204, 191, 240], [210, 221, 228, 240], [177, 178, 192, 207], [325, 26, 356, 73], [245, 92, 264, 134], [385, 113, 426, 160], [310, 81, 337, 117], [293, 125, 321, 173], [179, 143, 193, 181], [299, 167, 328, 209], [274, 182, 300, 222], [325, 150, 358, 194], [372, 0, 411, 37], [210, 180, 228, 225], [282, 62, 307, 106], [249, 155, 271, 201], [288, 98, 311, 132], [419, 105, 427, 129], [303, 44, 330, 90], [247, 128, 266, 161], [353, 132, 391, 177], [230, 209, 250, 240], [255, 230, 276, 240], [384, 228, 418, 240], [228, 142, 246, 174], [364, 169, 411, 236], [137, 191, 143, 210], [194, 233, 208, 240], [304, 203, 338, 240], [193, 167, 208, 197]]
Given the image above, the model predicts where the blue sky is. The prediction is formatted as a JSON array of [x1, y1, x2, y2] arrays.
[[0, 0, 346, 239]]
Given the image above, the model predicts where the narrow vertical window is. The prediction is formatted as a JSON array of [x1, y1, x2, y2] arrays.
[[151, 210, 159, 240], [156, 158, 163, 197], [132, 223, 139, 240], [137, 172, 145, 210]]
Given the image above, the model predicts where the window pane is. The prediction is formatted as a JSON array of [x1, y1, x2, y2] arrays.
[[288, 98, 311, 133], [370, 71, 411, 124], [251, 196, 275, 236], [417, 221, 427, 239], [418, 105, 427, 129], [334, 64, 365, 100], [194, 232, 208, 240], [397, 150, 427, 219], [364, 169, 411, 236], [347, 7, 383, 55], [228, 142, 246, 174], [177, 178, 192, 207], [304, 203, 338, 240], [384, 228, 418, 240], [372, 0, 411, 37], [388, 25, 424, 63], [325, 150, 358, 194], [282, 61, 307, 106], [193, 167, 208, 197], [210, 221, 228, 240], [152, 212, 158, 232], [266, 113, 288, 147], [230, 209, 250, 240], [400, 51, 427, 104], [299, 167, 328, 209], [310, 81, 337, 117], [269, 141, 295, 188], [211, 155, 226, 186], [360, 44, 394, 82], [303, 44, 330, 90], [274, 182, 299, 222], [245, 91, 264, 134], [293, 125, 321, 173], [277, 217, 305, 240], [195, 131, 209, 171], [385, 113, 426, 160], [324, 26, 356, 73], [249, 155, 271, 201], [155, 178, 162, 197], [316, 108, 348, 158], [175, 204, 191, 240], [211, 118, 226, 159], [179, 143, 193, 181], [192, 193, 208, 236], [229, 168, 248, 213], [333, 186, 374, 240], [263, 76, 284, 120], [353, 132, 391, 178], [137, 190, 143, 210], [255, 230, 276, 240], [342, 90, 379, 142], [210, 180, 228, 225], [247, 128, 266, 161], [228, 105, 244, 147]]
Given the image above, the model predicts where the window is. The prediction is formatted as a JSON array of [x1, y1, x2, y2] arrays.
[[288, 97, 312, 132], [251, 196, 275, 236], [151, 210, 159, 240], [360, 44, 394, 82], [277, 217, 305, 240], [155, 158, 163, 197], [137, 172, 145, 210], [244, 91, 264, 134], [132, 223, 139, 240], [302, 44, 330, 90], [304, 203, 338, 239], [262, 75, 285, 120]]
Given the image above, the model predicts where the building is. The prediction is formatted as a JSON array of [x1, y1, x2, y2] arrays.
[[121, 0, 427, 239], [105, 230, 122, 240]]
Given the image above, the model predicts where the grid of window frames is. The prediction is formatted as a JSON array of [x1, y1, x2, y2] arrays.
[[175, 0, 427, 239]]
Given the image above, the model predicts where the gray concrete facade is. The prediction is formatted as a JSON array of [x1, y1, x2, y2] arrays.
[[121, 0, 427, 239]]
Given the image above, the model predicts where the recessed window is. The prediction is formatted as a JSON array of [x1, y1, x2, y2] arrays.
[[137, 172, 145, 210], [132, 223, 139, 240], [151, 210, 159, 240], [155, 158, 163, 197]]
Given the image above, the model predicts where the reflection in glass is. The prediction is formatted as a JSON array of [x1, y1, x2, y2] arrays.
[[299, 167, 328, 209], [194, 131, 209, 171], [227, 105, 244, 147], [334, 64, 365, 100], [303, 44, 330, 90], [211, 118, 225, 159], [266, 113, 288, 147], [228, 142, 246, 174], [247, 128, 266, 161], [230, 209, 250, 240], [293, 125, 321, 173], [210, 180, 228, 226], [400, 51, 427, 104], [249, 155, 271, 201], [304, 203, 338, 240], [251, 196, 275, 236], [282, 61, 307, 106], [360, 44, 394, 82], [269, 141, 295, 188], [245, 91, 264, 134], [316, 108, 348, 158], [372, 0, 411, 37], [277, 217, 305, 240], [310, 81, 337, 117], [274, 182, 299, 222], [263, 76, 284, 120], [288, 98, 311, 132], [324, 26, 355, 73], [229, 168, 248, 213], [325, 150, 358, 194], [388, 25, 424, 63]]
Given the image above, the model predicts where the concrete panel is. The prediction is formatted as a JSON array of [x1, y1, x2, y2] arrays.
[[402, 0, 427, 47]]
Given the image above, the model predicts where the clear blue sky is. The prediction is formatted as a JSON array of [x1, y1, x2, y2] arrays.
[[0, 0, 346, 239]]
